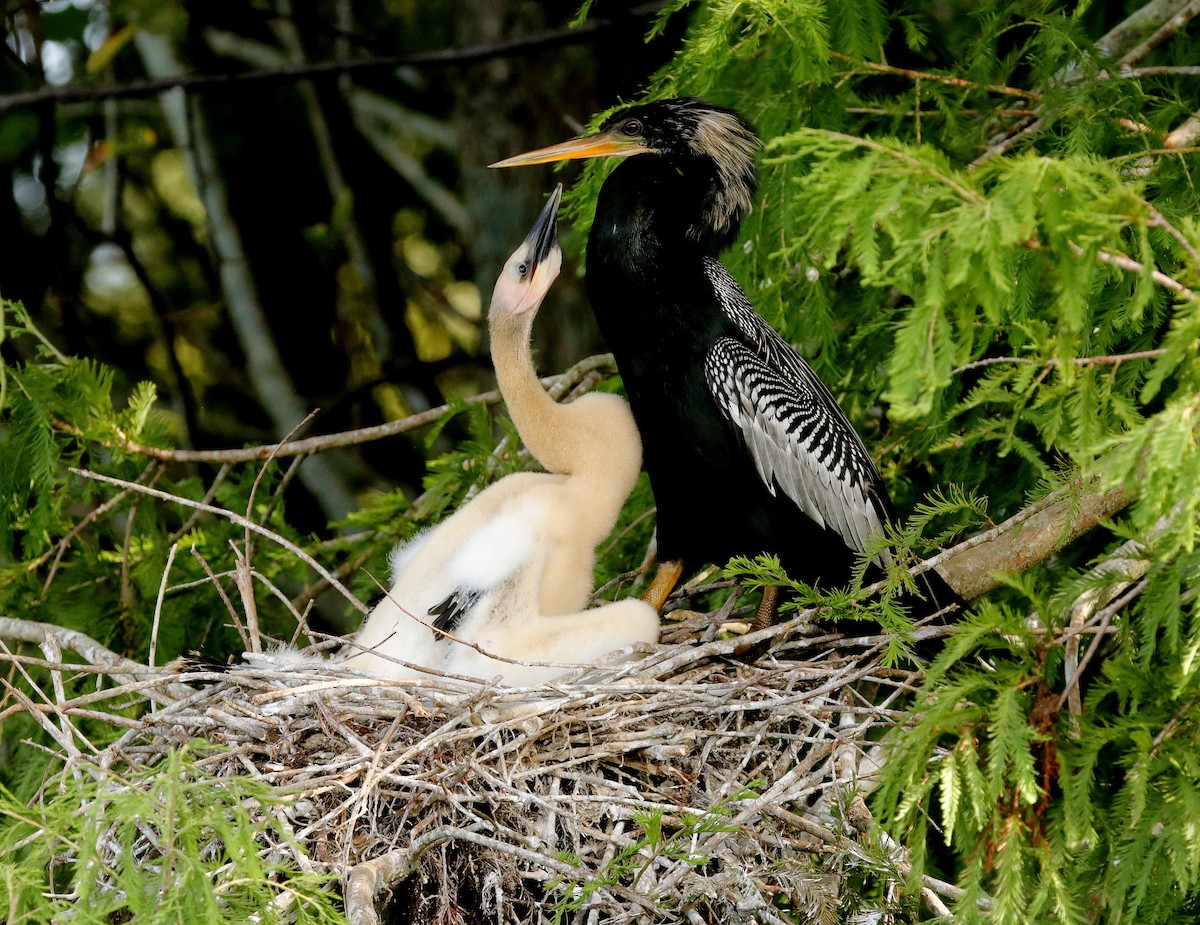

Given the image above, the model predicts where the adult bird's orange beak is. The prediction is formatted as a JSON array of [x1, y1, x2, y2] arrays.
[[489, 127, 654, 168]]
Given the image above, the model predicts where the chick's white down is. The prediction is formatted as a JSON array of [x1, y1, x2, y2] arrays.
[[344, 189, 658, 685]]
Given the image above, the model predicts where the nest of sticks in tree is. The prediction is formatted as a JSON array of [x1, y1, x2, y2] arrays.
[[0, 460, 1131, 923], [2, 598, 966, 925]]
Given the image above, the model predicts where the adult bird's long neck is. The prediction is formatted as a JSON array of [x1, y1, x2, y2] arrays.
[[592, 152, 747, 259], [587, 153, 750, 353]]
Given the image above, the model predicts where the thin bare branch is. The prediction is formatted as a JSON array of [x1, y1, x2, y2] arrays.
[[968, 117, 1044, 169], [191, 545, 251, 651], [31, 461, 152, 587], [69, 467, 369, 615], [51, 353, 617, 465], [1086, 243, 1197, 298], [1119, 65, 1200, 76], [148, 542, 179, 668], [1062, 578, 1149, 713], [0, 11, 660, 114], [953, 349, 1167, 376], [832, 53, 1041, 100]]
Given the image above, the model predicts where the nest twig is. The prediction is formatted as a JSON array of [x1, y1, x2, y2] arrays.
[[1, 604, 939, 924]]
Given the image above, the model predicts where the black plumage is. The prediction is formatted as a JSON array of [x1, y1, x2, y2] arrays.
[[427, 587, 482, 638], [494, 98, 952, 605]]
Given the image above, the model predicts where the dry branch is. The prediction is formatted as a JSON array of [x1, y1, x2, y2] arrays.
[[0, 617, 194, 702], [67, 467, 370, 616], [831, 53, 1040, 99]]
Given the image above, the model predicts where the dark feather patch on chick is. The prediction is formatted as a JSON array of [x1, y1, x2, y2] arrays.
[[428, 588, 482, 638]]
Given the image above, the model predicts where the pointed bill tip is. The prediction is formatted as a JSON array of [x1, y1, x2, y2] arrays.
[[524, 184, 563, 270]]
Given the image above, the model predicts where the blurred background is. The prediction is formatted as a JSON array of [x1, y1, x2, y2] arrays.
[[0, 0, 680, 529]]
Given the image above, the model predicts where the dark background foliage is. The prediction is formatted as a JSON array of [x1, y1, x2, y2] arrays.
[[0, 0, 678, 528], [3, 1, 1200, 921]]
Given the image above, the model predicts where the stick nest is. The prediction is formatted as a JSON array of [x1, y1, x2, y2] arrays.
[[4, 608, 925, 925]]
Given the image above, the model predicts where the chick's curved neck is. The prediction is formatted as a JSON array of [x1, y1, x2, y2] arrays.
[[489, 310, 637, 494]]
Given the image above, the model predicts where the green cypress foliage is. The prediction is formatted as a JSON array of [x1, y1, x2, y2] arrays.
[[564, 1, 1200, 918], [0, 744, 341, 923]]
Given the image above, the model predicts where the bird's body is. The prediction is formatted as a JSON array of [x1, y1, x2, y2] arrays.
[[349, 469, 654, 684], [345, 187, 659, 684], [588, 215, 892, 585], [493, 99, 953, 607]]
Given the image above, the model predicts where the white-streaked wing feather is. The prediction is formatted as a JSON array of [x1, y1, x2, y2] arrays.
[[706, 339, 890, 566], [701, 258, 892, 567]]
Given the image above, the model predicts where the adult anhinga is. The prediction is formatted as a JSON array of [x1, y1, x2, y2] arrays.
[[346, 186, 660, 684], [493, 98, 956, 621]]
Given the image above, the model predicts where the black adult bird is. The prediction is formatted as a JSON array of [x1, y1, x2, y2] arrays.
[[493, 98, 955, 622]]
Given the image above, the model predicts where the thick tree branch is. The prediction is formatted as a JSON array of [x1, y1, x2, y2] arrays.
[[0, 617, 147, 681], [1165, 109, 1200, 148], [932, 482, 1133, 601], [1115, 0, 1200, 67], [0, 617, 197, 703], [134, 31, 363, 521], [1096, 0, 1198, 59]]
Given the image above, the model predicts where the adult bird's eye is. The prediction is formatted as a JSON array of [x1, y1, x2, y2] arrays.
[[516, 261, 530, 277], [622, 119, 642, 137]]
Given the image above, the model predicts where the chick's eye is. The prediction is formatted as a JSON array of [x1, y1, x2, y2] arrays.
[[516, 262, 530, 277], [622, 119, 642, 137]]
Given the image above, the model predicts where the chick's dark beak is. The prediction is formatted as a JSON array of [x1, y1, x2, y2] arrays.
[[522, 183, 562, 277], [490, 128, 653, 168]]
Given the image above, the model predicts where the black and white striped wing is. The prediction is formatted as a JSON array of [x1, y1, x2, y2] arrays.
[[700, 256, 895, 565], [705, 337, 892, 568]]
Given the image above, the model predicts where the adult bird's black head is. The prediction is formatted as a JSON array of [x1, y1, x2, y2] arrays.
[[492, 98, 759, 253], [492, 98, 961, 621]]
